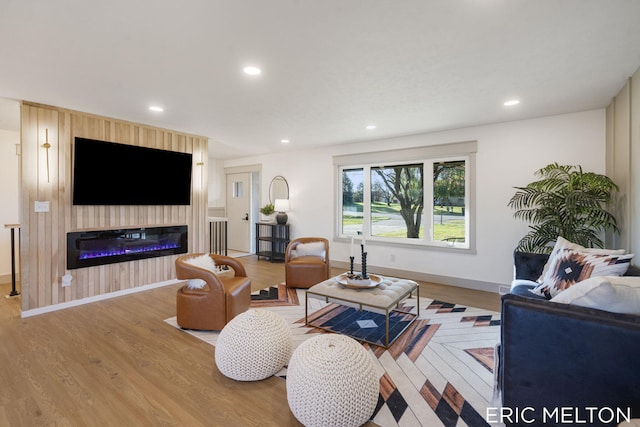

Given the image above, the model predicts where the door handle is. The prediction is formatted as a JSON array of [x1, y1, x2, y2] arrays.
[[243, 213, 249, 221]]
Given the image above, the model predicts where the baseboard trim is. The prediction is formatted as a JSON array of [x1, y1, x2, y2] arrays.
[[0, 273, 19, 285], [19, 262, 503, 317], [331, 260, 502, 294], [21, 279, 182, 318]]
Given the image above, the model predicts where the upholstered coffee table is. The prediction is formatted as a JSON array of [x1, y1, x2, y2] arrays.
[[305, 275, 419, 348]]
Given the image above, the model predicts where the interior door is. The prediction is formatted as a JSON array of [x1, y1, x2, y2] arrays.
[[226, 172, 251, 252]]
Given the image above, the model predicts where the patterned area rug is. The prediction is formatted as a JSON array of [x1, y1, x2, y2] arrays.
[[165, 284, 501, 427]]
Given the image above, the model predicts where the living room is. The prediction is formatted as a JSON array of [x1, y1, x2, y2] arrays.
[[1, 1, 640, 426]]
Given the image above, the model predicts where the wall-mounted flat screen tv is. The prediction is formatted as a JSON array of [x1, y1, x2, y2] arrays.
[[72, 137, 193, 205]]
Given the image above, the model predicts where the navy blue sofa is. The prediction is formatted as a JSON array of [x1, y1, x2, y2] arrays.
[[497, 252, 640, 426]]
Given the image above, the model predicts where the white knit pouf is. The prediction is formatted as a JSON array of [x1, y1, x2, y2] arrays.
[[214, 309, 292, 381], [286, 334, 379, 427]]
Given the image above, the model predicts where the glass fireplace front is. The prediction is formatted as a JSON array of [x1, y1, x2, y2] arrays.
[[67, 225, 188, 269]]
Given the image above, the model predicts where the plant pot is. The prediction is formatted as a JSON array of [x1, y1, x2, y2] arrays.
[[261, 214, 275, 223]]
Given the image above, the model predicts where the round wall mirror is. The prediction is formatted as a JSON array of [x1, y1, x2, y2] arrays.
[[269, 175, 289, 204]]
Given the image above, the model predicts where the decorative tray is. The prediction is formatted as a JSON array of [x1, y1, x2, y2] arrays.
[[336, 273, 383, 289]]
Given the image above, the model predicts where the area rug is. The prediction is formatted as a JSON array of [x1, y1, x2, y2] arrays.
[[165, 284, 501, 427]]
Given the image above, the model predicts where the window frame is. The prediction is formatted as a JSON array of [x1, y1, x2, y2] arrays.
[[334, 141, 476, 254]]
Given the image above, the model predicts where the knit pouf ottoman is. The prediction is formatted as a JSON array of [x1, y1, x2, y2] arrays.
[[286, 334, 379, 427], [214, 308, 292, 381]]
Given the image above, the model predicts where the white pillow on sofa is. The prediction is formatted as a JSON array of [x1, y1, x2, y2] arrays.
[[531, 250, 633, 299], [550, 276, 640, 314], [531, 236, 633, 299], [294, 242, 326, 260], [538, 236, 626, 281]]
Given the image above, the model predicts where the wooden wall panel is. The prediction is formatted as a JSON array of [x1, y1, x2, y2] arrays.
[[608, 82, 631, 251], [630, 69, 640, 256], [20, 102, 209, 312]]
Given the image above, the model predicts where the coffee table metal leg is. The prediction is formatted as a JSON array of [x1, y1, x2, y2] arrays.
[[385, 309, 390, 347], [304, 280, 419, 348]]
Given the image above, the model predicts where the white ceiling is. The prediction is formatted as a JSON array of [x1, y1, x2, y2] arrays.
[[1, 0, 640, 159]]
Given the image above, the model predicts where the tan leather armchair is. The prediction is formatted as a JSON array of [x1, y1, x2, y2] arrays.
[[175, 253, 251, 331], [285, 237, 331, 288]]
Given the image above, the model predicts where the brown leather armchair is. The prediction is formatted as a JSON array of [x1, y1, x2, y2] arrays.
[[175, 253, 251, 330], [285, 237, 331, 288]]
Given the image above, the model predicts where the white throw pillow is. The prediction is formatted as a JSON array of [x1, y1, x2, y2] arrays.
[[184, 254, 217, 273], [538, 236, 626, 281], [531, 250, 633, 299], [294, 242, 326, 260], [186, 278, 207, 289], [551, 276, 640, 314]]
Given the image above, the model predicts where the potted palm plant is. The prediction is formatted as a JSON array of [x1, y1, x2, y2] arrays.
[[508, 162, 619, 254]]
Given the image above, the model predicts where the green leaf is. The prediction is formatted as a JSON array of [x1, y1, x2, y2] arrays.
[[509, 163, 619, 253]]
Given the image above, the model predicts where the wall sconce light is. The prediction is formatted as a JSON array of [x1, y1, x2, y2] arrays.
[[42, 128, 51, 183], [274, 199, 290, 225], [196, 151, 205, 193]]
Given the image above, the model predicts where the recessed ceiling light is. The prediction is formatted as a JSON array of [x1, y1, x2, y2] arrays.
[[243, 66, 262, 76], [149, 106, 164, 112], [366, 124, 377, 130], [280, 139, 290, 144], [504, 100, 520, 106]]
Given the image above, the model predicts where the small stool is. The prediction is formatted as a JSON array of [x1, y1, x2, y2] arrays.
[[214, 309, 292, 381], [286, 334, 379, 427]]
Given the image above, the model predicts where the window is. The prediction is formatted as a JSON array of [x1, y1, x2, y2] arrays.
[[370, 163, 424, 239], [335, 142, 475, 251], [232, 181, 243, 198], [341, 168, 364, 236]]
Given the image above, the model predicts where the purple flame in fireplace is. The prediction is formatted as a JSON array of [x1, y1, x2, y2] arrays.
[[79, 242, 181, 260], [67, 225, 188, 269]]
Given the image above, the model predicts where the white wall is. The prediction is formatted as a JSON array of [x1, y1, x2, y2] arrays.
[[0, 129, 20, 282], [223, 110, 607, 291], [207, 156, 226, 209]]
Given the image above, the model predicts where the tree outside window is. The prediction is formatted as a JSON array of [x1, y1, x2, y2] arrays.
[[339, 158, 468, 248], [341, 168, 363, 236], [371, 164, 424, 238], [432, 160, 466, 243]]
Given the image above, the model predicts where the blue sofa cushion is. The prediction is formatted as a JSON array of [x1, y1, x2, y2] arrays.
[[513, 251, 549, 281]]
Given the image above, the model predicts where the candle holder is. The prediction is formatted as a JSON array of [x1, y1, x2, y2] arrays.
[[361, 251, 369, 279], [345, 243, 370, 283]]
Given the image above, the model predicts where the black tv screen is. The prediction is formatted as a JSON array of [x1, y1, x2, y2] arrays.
[[72, 137, 193, 205]]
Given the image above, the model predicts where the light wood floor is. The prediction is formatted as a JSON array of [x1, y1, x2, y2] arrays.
[[0, 256, 500, 426]]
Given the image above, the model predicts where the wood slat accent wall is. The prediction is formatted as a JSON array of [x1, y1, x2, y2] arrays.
[[20, 102, 209, 311]]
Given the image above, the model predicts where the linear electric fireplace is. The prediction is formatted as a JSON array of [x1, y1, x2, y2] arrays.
[[67, 225, 188, 269]]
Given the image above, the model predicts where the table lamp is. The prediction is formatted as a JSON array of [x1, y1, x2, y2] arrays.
[[274, 199, 290, 224]]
